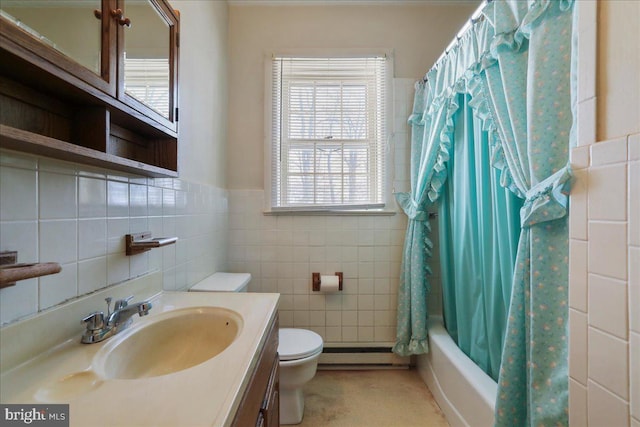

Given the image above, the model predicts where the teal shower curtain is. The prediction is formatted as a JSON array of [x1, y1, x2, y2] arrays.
[[439, 94, 522, 381], [394, 0, 576, 425]]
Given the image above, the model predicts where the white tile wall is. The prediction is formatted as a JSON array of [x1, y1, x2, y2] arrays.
[[569, 309, 588, 384], [588, 221, 627, 280], [589, 273, 628, 339], [0, 166, 37, 221], [0, 149, 229, 326], [228, 189, 406, 345], [630, 159, 640, 247], [588, 380, 630, 427], [569, 240, 588, 311], [631, 332, 640, 420], [569, 130, 640, 425], [588, 327, 629, 400], [591, 137, 628, 165], [569, 10, 639, 422], [569, 378, 588, 427], [393, 78, 414, 195], [588, 163, 627, 221], [569, 168, 588, 240], [631, 247, 640, 334], [574, 3, 640, 423]]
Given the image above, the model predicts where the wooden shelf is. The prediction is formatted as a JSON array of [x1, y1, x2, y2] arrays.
[[1, 125, 178, 178], [0, 1, 179, 177]]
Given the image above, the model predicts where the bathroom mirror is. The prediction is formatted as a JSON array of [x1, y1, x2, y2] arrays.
[[0, 0, 103, 75], [122, 0, 171, 118]]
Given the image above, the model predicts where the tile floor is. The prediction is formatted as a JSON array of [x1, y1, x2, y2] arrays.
[[297, 369, 449, 427]]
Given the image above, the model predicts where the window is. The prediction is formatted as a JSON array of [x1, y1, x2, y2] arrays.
[[269, 56, 388, 211]]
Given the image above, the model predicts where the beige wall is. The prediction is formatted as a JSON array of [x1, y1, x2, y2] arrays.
[[569, 1, 640, 426], [596, 0, 640, 141], [175, 0, 229, 188], [226, 3, 477, 190]]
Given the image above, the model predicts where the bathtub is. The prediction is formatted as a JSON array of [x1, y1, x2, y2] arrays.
[[417, 316, 497, 427]]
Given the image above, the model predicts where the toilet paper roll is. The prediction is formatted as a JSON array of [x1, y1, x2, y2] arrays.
[[319, 275, 340, 293]]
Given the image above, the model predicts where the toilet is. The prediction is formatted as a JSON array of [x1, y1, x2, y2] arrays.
[[189, 272, 323, 425], [277, 327, 323, 424]]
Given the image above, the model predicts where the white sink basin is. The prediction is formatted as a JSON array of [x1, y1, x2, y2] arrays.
[[92, 306, 243, 379]]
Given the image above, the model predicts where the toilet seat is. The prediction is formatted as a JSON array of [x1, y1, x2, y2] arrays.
[[278, 328, 323, 361]]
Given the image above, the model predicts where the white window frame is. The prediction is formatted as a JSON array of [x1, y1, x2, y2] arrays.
[[264, 50, 394, 214]]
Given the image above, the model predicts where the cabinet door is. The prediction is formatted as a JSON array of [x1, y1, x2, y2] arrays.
[[261, 357, 280, 427], [116, 0, 178, 131], [0, 0, 117, 96], [231, 317, 279, 427]]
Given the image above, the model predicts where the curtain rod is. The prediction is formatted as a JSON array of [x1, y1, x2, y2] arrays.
[[423, 0, 491, 83]]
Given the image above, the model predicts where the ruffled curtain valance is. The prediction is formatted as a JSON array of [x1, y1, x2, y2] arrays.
[[418, 0, 576, 206]]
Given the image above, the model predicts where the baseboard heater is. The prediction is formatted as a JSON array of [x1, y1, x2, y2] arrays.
[[318, 346, 410, 368]]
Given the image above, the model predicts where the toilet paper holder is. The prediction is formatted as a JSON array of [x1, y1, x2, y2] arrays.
[[312, 272, 343, 292]]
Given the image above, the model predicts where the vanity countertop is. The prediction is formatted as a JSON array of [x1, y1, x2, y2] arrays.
[[0, 286, 279, 427]]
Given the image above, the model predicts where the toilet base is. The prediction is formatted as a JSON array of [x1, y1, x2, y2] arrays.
[[280, 387, 304, 425]]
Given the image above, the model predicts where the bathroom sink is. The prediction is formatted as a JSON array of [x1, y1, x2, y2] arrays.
[[92, 306, 242, 379]]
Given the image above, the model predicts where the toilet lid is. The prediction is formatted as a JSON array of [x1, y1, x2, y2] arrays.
[[278, 328, 323, 361]]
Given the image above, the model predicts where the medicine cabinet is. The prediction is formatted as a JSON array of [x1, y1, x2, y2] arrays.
[[0, 0, 179, 177]]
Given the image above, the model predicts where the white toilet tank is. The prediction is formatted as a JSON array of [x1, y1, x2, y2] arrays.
[[189, 273, 251, 293]]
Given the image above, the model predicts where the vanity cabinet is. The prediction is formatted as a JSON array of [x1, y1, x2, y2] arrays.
[[232, 315, 280, 427], [0, 0, 179, 177]]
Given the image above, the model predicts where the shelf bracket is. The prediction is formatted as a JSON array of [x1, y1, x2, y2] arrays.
[[125, 232, 178, 256]]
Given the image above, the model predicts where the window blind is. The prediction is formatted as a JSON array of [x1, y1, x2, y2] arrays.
[[271, 56, 387, 210], [124, 56, 170, 117]]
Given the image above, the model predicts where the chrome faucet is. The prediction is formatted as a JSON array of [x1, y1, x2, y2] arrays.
[[81, 295, 152, 344]]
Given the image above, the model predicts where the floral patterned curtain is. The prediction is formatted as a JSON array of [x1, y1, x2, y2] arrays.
[[482, 1, 574, 424]]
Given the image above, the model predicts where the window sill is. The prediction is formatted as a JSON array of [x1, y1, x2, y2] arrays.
[[263, 209, 397, 216]]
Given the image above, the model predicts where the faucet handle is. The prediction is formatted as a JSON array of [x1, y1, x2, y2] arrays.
[[105, 297, 112, 316], [82, 312, 105, 330], [114, 295, 134, 310]]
